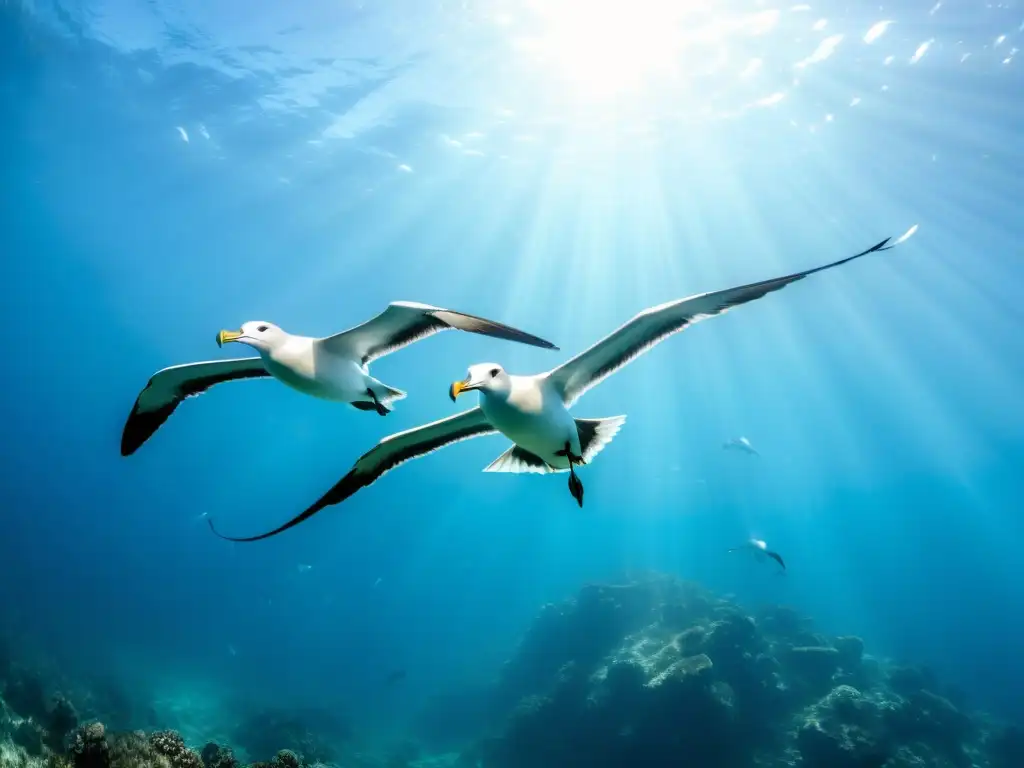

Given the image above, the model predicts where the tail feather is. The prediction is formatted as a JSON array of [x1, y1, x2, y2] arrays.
[[576, 415, 627, 464], [484, 416, 627, 474], [374, 382, 407, 405]]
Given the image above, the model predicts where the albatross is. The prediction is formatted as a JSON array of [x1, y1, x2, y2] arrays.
[[207, 237, 896, 542], [728, 538, 786, 571], [120, 301, 557, 456], [723, 436, 760, 456]]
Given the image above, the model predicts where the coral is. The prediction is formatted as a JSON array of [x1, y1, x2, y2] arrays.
[[11, 721, 46, 758], [199, 743, 236, 768], [104, 730, 200, 768], [796, 685, 888, 768], [271, 751, 299, 768], [106, 731, 155, 768], [492, 579, 672, 712], [887, 666, 938, 698], [782, 646, 842, 697], [232, 710, 344, 765], [454, 576, 1020, 768], [882, 689, 973, 762], [0, 737, 43, 768], [69, 723, 108, 768], [45, 698, 77, 751], [148, 731, 201, 768]]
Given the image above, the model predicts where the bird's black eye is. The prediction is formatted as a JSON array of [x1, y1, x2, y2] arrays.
[[257, 325, 268, 333], [490, 368, 500, 378]]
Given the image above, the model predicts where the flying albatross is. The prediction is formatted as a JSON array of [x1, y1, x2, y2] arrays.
[[208, 237, 895, 542], [120, 301, 557, 456], [723, 436, 760, 456], [728, 538, 786, 571]]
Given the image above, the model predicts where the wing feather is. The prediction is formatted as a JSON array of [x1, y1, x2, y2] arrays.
[[548, 238, 893, 406], [318, 301, 557, 365], [121, 358, 270, 456], [207, 407, 496, 542]]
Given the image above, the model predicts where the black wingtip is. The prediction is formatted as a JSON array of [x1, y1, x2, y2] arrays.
[[515, 332, 559, 351], [207, 516, 233, 541], [206, 469, 364, 543], [206, 514, 268, 543], [206, 515, 266, 543]]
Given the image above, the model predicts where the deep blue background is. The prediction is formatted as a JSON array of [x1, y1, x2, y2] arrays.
[[1, 0, 1022, 747]]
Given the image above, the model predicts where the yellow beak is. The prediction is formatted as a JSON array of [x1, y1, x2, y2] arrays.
[[449, 380, 468, 402], [217, 329, 243, 348]]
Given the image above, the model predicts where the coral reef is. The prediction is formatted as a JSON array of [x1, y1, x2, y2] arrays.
[[69, 723, 107, 768], [1, 575, 1021, 768], [231, 708, 348, 764], [454, 576, 1022, 768], [199, 743, 237, 768]]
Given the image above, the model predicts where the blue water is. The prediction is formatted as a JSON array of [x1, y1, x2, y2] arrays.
[[2, 0, 1023, 753]]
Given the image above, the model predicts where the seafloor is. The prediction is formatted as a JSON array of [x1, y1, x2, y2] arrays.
[[2, 575, 1022, 768]]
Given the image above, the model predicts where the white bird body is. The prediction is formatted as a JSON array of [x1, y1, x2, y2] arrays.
[[121, 302, 557, 456], [260, 335, 375, 403], [479, 374, 581, 471]]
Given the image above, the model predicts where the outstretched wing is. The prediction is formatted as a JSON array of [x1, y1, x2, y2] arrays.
[[318, 301, 557, 365], [121, 358, 270, 456], [207, 407, 497, 542], [547, 238, 894, 407], [766, 550, 786, 570]]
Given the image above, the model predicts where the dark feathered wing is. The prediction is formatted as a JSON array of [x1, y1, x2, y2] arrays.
[[207, 407, 497, 542], [318, 301, 557, 365], [121, 358, 270, 456], [547, 238, 894, 406], [766, 550, 786, 570]]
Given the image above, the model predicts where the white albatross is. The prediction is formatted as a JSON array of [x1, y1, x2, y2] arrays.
[[120, 301, 557, 456], [207, 237, 895, 542], [728, 538, 786, 571], [723, 436, 760, 456]]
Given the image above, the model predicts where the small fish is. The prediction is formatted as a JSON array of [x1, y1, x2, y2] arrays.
[[722, 436, 760, 456], [297, 564, 313, 573], [373, 577, 382, 588], [385, 669, 407, 686]]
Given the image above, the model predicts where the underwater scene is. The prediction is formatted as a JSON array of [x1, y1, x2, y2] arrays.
[[2, 0, 1023, 767]]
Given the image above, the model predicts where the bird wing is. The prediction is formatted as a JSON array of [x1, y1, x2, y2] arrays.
[[318, 301, 557, 365], [207, 407, 496, 542], [546, 238, 894, 406], [121, 358, 270, 456]]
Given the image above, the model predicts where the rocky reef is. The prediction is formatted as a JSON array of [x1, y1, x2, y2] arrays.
[[0, 654, 436, 768], [443, 575, 1023, 768], [2, 575, 1022, 768]]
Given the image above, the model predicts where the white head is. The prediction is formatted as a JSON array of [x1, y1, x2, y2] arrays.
[[750, 538, 768, 551], [449, 362, 511, 402], [216, 321, 289, 353]]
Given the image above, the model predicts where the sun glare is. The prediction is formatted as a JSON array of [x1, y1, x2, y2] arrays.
[[517, 0, 712, 101]]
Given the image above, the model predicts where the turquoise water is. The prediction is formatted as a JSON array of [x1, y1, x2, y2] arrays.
[[1, 0, 1022, 762]]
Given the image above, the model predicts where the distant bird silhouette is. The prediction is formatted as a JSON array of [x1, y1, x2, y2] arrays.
[[729, 538, 785, 571], [722, 436, 759, 456]]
